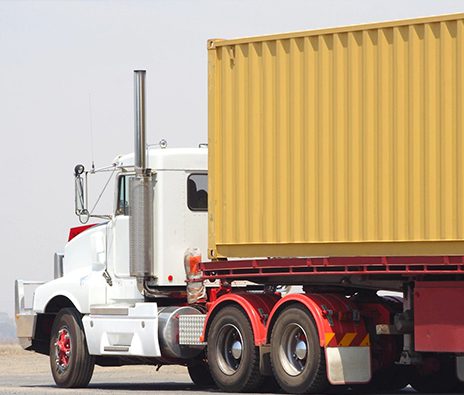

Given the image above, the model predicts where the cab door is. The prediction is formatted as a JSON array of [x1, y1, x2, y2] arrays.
[[112, 174, 130, 277], [106, 174, 142, 303]]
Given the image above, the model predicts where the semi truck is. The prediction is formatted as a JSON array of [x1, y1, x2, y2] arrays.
[[15, 13, 464, 393]]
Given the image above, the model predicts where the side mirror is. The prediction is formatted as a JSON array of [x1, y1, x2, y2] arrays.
[[74, 164, 89, 224]]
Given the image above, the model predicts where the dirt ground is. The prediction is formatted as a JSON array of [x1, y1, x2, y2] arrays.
[[0, 344, 205, 394]]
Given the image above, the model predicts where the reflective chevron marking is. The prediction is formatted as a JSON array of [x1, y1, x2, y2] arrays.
[[325, 332, 370, 347]]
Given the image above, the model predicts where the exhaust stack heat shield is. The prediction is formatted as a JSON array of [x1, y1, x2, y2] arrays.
[[129, 176, 155, 279]]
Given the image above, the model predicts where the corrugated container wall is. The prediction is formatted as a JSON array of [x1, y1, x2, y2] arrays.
[[208, 13, 464, 259]]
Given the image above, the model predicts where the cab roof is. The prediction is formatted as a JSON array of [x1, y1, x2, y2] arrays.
[[114, 147, 207, 171]]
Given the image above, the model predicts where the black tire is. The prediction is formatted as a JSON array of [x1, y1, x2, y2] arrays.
[[49, 308, 95, 388], [372, 364, 410, 392], [260, 376, 284, 393], [207, 305, 264, 392], [187, 357, 215, 388], [270, 305, 328, 394], [410, 355, 459, 393], [352, 364, 410, 393]]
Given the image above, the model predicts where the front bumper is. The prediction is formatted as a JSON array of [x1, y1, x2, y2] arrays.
[[15, 280, 45, 349]]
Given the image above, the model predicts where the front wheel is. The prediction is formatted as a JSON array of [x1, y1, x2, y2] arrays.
[[207, 305, 263, 392], [270, 305, 328, 394], [49, 308, 95, 388]]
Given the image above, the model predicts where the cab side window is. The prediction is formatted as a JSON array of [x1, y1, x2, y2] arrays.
[[187, 174, 207, 211], [117, 175, 130, 215]]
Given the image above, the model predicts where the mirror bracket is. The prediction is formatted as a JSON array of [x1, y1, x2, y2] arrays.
[[74, 164, 89, 224]]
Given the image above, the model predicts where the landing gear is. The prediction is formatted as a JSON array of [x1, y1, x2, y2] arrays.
[[49, 308, 95, 388], [207, 305, 264, 392], [270, 305, 328, 394]]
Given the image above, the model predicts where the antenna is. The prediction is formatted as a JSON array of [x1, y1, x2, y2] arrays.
[[88, 93, 96, 173]]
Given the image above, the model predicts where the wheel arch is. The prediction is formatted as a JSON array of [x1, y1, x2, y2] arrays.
[[32, 295, 80, 356], [45, 295, 80, 314], [266, 294, 328, 347], [202, 293, 278, 346]]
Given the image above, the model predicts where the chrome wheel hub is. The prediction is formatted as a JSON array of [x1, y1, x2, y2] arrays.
[[216, 324, 244, 375], [278, 323, 309, 376], [295, 340, 307, 360], [231, 340, 242, 359]]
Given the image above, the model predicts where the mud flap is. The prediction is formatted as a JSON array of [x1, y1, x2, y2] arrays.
[[457, 356, 464, 382], [325, 346, 371, 385], [259, 344, 272, 376]]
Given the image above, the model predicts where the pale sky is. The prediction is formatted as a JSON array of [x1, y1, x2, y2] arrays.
[[1, 0, 463, 318]]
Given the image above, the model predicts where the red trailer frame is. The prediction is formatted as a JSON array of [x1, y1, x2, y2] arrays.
[[201, 255, 464, 280]]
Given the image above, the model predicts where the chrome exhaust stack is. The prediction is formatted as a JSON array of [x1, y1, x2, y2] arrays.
[[129, 70, 155, 282], [134, 70, 147, 173]]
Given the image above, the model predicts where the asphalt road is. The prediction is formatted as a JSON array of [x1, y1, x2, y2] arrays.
[[0, 345, 457, 395]]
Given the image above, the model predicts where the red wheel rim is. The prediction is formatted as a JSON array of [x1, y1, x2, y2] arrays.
[[54, 327, 71, 373]]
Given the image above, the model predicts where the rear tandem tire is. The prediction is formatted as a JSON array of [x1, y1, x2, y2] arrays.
[[270, 305, 328, 394], [187, 357, 215, 388], [207, 305, 264, 392], [351, 364, 411, 393], [410, 355, 459, 393], [49, 308, 95, 388]]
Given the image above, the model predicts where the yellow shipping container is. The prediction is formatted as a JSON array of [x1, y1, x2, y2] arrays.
[[208, 13, 464, 259]]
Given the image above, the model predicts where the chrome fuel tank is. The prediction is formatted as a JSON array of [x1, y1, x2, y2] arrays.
[[158, 306, 204, 359]]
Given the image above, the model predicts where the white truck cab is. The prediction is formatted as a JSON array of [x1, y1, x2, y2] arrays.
[[15, 128, 211, 386], [30, 147, 208, 317]]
